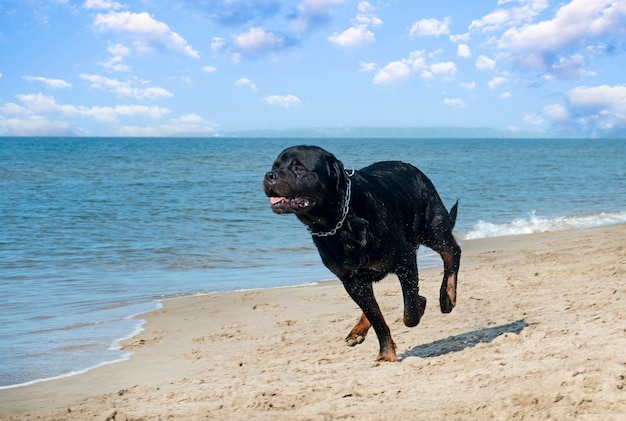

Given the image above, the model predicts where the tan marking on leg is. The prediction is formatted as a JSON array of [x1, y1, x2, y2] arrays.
[[376, 340, 397, 362], [346, 312, 371, 347], [446, 273, 457, 308]]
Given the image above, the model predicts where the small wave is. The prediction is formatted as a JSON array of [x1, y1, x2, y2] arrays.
[[464, 210, 626, 240], [0, 301, 161, 390], [0, 354, 133, 390]]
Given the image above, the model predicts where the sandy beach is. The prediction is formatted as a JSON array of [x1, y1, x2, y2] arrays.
[[1, 224, 625, 420]]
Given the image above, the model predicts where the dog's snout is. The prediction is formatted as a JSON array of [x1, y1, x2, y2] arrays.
[[265, 170, 279, 184]]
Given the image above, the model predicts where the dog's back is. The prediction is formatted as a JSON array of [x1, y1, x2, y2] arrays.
[[353, 161, 456, 246]]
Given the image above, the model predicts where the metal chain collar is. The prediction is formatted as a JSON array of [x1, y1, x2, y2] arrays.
[[310, 170, 353, 238]]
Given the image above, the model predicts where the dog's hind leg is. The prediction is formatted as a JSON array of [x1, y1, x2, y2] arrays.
[[427, 238, 461, 314], [396, 251, 427, 327], [422, 213, 461, 314], [438, 245, 461, 313]]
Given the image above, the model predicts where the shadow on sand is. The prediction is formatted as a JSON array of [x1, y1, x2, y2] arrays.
[[400, 319, 528, 360]]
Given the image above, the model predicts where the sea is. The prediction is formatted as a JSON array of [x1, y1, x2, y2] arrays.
[[1, 137, 625, 389]]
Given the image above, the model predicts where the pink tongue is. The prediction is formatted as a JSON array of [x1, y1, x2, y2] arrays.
[[270, 197, 286, 205]]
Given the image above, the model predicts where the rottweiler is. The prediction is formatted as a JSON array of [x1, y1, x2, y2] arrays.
[[263, 145, 461, 361]]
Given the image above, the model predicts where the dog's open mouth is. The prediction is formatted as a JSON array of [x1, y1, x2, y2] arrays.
[[269, 196, 315, 213]]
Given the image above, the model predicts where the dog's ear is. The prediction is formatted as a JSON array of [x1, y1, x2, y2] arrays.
[[326, 153, 345, 193]]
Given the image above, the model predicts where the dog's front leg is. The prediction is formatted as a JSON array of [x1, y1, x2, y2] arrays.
[[342, 279, 397, 362], [396, 251, 427, 327]]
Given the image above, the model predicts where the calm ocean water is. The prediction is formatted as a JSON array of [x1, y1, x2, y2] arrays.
[[1, 137, 625, 388]]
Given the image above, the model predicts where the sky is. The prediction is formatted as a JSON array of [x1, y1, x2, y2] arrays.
[[0, 0, 625, 138]]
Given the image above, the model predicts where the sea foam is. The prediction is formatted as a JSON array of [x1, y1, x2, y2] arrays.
[[464, 210, 626, 240]]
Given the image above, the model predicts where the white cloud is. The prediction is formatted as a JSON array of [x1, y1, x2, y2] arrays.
[[443, 98, 465, 108], [92, 11, 199, 58], [0, 115, 75, 136], [233, 27, 284, 54], [84, 0, 123, 10], [328, 26, 375, 47], [16, 93, 74, 115], [449, 33, 470, 43], [470, 0, 548, 32], [211, 37, 226, 51], [459, 82, 476, 90], [430, 61, 457, 77], [0, 101, 28, 115], [79, 73, 173, 100], [202, 66, 217, 73], [328, 1, 381, 48], [586, 44, 609, 55], [1, 93, 171, 128], [98, 43, 131, 72], [174, 114, 208, 125], [420, 70, 433, 79], [5, 93, 170, 131], [476, 55, 496, 70], [235, 78, 258, 92], [566, 84, 626, 110], [116, 114, 217, 137], [499, 92, 511, 99], [470, 9, 511, 32], [372, 51, 456, 84], [118, 86, 172, 100], [107, 42, 130, 56], [457, 44, 471, 58], [355, 1, 382, 26], [357, 1, 375, 14], [372, 61, 410, 84], [550, 54, 596, 79], [545, 84, 626, 137], [542, 104, 569, 121], [499, 0, 626, 53], [82, 104, 171, 122], [524, 113, 545, 125], [488, 76, 507, 89], [22, 76, 72, 89], [409, 17, 451, 37], [359, 62, 377, 72], [407, 50, 427, 71], [80, 73, 123, 90], [428, 49, 444, 59], [263, 94, 301, 108]]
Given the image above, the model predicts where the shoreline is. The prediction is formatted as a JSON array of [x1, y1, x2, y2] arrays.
[[1, 224, 625, 420]]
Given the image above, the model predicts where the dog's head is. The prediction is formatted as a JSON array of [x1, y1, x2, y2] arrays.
[[263, 145, 345, 216]]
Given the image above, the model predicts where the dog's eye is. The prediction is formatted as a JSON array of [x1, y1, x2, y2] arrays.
[[292, 163, 306, 175]]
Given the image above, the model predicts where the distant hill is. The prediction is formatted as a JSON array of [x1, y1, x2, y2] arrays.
[[221, 127, 549, 138]]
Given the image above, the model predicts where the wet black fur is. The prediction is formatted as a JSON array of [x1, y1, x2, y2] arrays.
[[263, 145, 461, 361]]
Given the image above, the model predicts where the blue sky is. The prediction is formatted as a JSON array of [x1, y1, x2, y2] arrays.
[[1, 0, 625, 137]]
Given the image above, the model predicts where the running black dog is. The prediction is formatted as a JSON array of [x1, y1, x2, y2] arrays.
[[263, 145, 461, 361]]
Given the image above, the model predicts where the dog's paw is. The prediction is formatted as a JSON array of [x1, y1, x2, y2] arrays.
[[403, 295, 427, 327], [376, 352, 398, 362], [345, 333, 366, 347], [376, 341, 398, 362]]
